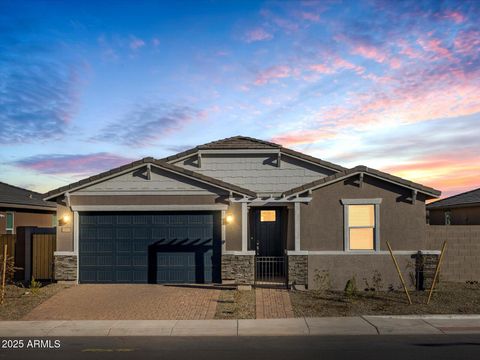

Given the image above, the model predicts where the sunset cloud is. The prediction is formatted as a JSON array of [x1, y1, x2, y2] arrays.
[[13, 153, 135, 176], [244, 28, 273, 43], [254, 65, 293, 85], [92, 103, 202, 146]]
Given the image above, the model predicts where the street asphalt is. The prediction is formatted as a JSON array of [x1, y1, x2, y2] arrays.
[[1, 335, 480, 360]]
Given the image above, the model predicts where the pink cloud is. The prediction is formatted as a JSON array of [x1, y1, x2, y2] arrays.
[[244, 28, 273, 43], [353, 44, 387, 63], [129, 36, 145, 50], [254, 65, 293, 85], [299, 11, 320, 22], [417, 38, 451, 59], [271, 129, 337, 147], [14, 153, 135, 176], [309, 64, 333, 74], [441, 10, 465, 24], [454, 30, 480, 56]]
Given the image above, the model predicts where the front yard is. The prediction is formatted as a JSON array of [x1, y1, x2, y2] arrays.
[[290, 282, 480, 317], [0, 283, 71, 320], [1, 281, 479, 321]]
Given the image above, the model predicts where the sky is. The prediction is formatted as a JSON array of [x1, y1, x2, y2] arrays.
[[0, 0, 479, 198]]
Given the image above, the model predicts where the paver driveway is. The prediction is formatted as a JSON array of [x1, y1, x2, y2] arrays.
[[23, 284, 220, 320]]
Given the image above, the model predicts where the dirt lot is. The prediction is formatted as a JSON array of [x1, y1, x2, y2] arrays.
[[215, 289, 256, 319], [290, 282, 480, 317], [0, 283, 71, 320]]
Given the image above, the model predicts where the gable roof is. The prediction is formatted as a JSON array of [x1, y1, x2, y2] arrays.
[[44, 158, 256, 200], [427, 187, 480, 209], [282, 165, 441, 198], [0, 182, 56, 209], [162, 135, 347, 172]]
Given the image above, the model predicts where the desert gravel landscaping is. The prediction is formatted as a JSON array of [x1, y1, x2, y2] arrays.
[[0, 283, 71, 320], [215, 289, 256, 319], [290, 282, 480, 317]]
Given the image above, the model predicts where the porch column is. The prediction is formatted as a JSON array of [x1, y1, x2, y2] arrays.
[[294, 202, 301, 252], [241, 202, 248, 252], [73, 211, 79, 255]]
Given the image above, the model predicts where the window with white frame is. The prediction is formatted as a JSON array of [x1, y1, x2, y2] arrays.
[[342, 199, 381, 251], [6, 212, 14, 234]]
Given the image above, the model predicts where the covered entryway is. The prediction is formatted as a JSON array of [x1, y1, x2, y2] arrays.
[[250, 208, 288, 287], [79, 211, 221, 284]]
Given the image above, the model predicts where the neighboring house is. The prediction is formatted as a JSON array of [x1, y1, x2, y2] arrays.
[[44, 136, 441, 289], [427, 187, 480, 225], [0, 182, 56, 234]]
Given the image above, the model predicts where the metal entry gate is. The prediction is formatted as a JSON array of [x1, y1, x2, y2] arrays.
[[254, 256, 288, 287]]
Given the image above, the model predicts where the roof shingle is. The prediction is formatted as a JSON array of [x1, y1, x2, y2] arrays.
[[427, 187, 480, 209], [0, 182, 56, 209], [282, 165, 441, 198]]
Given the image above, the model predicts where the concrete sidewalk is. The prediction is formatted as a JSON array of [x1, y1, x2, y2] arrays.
[[1, 315, 480, 337]]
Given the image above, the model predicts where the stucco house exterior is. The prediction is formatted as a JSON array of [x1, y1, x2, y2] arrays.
[[427, 187, 480, 225], [44, 136, 441, 289], [0, 182, 56, 234]]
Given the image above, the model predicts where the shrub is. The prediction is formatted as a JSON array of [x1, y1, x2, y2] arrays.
[[344, 277, 357, 297], [29, 277, 42, 295]]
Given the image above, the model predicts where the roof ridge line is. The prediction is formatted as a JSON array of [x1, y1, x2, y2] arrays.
[[0, 181, 44, 196]]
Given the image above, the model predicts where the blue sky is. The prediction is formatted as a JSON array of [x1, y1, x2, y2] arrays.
[[1, 0, 479, 197]]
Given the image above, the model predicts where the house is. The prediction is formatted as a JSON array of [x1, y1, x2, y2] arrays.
[[0, 182, 56, 234], [427, 187, 480, 225], [44, 136, 441, 289]]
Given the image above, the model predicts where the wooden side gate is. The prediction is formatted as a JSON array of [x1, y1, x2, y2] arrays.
[[32, 234, 56, 280], [0, 235, 15, 259]]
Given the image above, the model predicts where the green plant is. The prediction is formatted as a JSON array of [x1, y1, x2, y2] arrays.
[[29, 277, 42, 294], [314, 269, 331, 293], [344, 276, 357, 297]]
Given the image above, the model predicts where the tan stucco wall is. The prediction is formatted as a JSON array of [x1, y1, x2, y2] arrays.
[[226, 202, 242, 251], [0, 209, 54, 234], [300, 175, 428, 251], [308, 254, 417, 290], [56, 204, 74, 252], [429, 206, 480, 225]]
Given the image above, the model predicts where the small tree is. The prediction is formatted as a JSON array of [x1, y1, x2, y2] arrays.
[[0, 250, 20, 305]]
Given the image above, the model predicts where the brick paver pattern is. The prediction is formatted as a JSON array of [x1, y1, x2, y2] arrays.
[[24, 284, 220, 320], [255, 288, 294, 319]]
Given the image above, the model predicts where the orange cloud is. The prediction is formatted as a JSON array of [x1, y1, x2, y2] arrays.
[[382, 154, 480, 198]]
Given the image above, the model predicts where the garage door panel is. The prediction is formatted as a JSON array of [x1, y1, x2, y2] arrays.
[[79, 212, 220, 284]]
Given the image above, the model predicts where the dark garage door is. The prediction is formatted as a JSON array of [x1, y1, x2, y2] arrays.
[[79, 212, 221, 284]]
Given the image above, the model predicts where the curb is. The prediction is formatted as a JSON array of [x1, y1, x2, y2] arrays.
[[1, 316, 479, 337]]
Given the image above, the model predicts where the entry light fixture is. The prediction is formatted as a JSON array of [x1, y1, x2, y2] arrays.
[[225, 213, 234, 225], [59, 214, 70, 226]]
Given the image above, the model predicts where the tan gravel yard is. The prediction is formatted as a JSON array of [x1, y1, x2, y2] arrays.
[[215, 289, 256, 319], [290, 282, 480, 317], [0, 283, 70, 320]]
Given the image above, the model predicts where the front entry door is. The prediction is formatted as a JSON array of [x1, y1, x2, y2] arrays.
[[251, 208, 283, 256]]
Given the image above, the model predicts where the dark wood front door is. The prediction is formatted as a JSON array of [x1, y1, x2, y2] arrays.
[[251, 208, 283, 256]]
